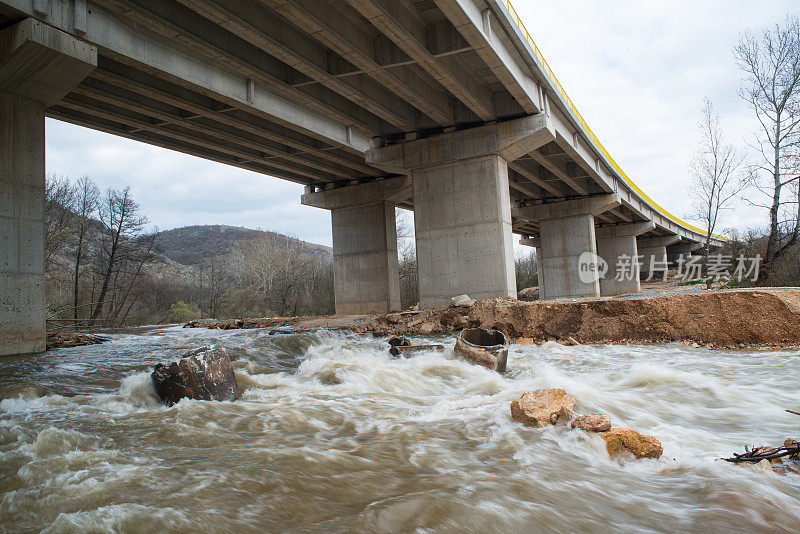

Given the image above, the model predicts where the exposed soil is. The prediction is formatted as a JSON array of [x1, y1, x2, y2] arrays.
[[185, 288, 800, 349]]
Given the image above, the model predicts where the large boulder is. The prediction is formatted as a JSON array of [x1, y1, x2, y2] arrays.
[[151, 346, 241, 406], [571, 413, 612, 432], [517, 287, 539, 301], [510, 388, 576, 426], [451, 294, 476, 307], [598, 428, 663, 459]]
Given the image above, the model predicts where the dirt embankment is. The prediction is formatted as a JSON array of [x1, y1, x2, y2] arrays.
[[186, 289, 800, 349], [358, 290, 800, 348]]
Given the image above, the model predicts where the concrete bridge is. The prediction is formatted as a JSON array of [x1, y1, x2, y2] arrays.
[[0, 0, 723, 355]]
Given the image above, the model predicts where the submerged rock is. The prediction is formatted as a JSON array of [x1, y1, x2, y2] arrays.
[[510, 388, 576, 427], [151, 346, 241, 406], [598, 428, 663, 459], [550, 406, 577, 426], [571, 413, 612, 432]]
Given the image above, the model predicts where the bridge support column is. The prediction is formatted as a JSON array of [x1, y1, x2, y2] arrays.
[[514, 195, 620, 299], [637, 236, 681, 280], [667, 241, 703, 266], [595, 222, 655, 296], [302, 177, 410, 314], [367, 115, 555, 308], [0, 19, 96, 356]]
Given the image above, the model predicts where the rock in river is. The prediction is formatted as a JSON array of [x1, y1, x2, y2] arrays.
[[151, 346, 241, 406], [598, 428, 663, 459], [510, 388, 576, 426], [571, 413, 612, 432]]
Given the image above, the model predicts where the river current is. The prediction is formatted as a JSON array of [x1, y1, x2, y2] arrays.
[[0, 326, 798, 533]]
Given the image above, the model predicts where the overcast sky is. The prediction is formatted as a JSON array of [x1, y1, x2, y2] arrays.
[[45, 1, 797, 247]]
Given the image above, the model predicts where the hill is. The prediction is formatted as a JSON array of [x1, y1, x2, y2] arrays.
[[155, 224, 331, 265]]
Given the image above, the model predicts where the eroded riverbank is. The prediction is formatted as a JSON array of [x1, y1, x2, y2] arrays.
[[185, 288, 800, 349], [1, 326, 799, 532]]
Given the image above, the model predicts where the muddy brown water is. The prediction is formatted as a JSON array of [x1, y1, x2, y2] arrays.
[[1, 325, 799, 533]]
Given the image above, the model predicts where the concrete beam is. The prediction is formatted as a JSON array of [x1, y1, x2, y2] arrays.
[[301, 176, 411, 210], [512, 194, 620, 220], [434, 0, 540, 114], [638, 235, 681, 249], [87, 68, 376, 175], [176, 0, 442, 130], [71, 82, 354, 183], [595, 221, 655, 239], [6, 0, 376, 149], [345, 0, 495, 121], [523, 150, 589, 195], [508, 161, 565, 197], [253, 0, 454, 127], [366, 114, 555, 172], [0, 18, 96, 106]]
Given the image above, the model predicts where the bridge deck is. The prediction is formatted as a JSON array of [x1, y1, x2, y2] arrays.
[[0, 0, 720, 245]]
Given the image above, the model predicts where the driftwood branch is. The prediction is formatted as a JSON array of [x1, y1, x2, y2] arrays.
[[722, 444, 799, 463], [786, 409, 800, 416]]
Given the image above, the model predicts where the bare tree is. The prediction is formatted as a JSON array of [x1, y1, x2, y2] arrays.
[[689, 98, 745, 258], [89, 187, 148, 325], [72, 176, 99, 322], [227, 233, 334, 316], [44, 173, 77, 272], [395, 208, 418, 308], [734, 16, 800, 270]]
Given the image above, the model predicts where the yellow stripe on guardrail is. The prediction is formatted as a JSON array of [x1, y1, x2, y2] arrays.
[[503, 0, 722, 240]]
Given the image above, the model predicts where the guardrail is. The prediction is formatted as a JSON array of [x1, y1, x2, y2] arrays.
[[502, 0, 721, 240]]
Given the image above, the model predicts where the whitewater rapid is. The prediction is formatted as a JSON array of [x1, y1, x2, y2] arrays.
[[0, 325, 798, 533]]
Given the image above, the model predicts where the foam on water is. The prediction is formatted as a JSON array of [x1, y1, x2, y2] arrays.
[[0, 325, 799, 532]]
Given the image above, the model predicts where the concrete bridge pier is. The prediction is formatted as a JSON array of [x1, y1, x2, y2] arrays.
[[595, 221, 655, 296], [301, 177, 411, 315], [368, 115, 555, 309], [637, 235, 681, 280], [0, 19, 96, 356], [515, 194, 620, 299], [667, 241, 703, 266]]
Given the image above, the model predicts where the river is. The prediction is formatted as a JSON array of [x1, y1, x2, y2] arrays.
[[0, 326, 798, 533]]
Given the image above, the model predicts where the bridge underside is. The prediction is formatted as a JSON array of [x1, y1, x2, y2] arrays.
[[1, 0, 719, 354]]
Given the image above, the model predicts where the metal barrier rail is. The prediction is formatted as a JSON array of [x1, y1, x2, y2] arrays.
[[503, 0, 718, 238]]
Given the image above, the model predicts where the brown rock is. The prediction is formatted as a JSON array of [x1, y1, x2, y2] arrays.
[[598, 428, 663, 459], [571, 413, 612, 432], [784, 438, 799, 448], [452, 315, 468, 329], [419, 321, 435, 334], [151, 346, 241, 406], [516, 337, 534, 345], [510, 388, 576, 426], [517, 287, 539, 301], [550, 406, 577, 426]]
